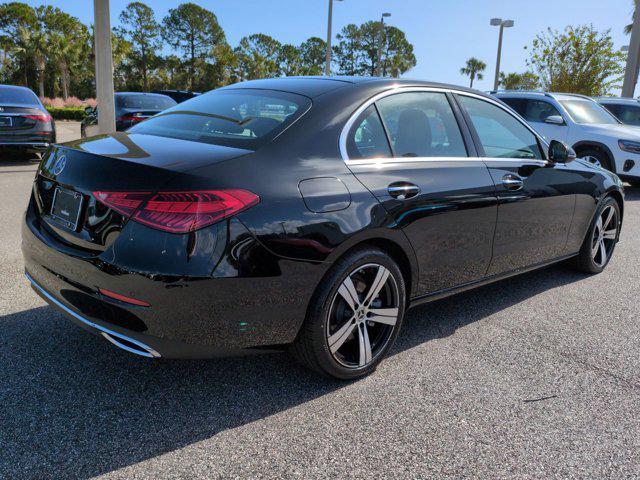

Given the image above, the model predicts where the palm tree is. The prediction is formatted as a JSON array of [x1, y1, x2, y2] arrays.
[[460, 57, 486, 88]]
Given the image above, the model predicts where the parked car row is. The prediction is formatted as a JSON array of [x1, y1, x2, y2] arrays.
[[22, 77, 624, 379], [492, 90, 640, 186]]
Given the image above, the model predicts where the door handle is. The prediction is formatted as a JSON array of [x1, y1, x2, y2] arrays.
[[388, 182, 421, 200], [501, 174, 524, 191]]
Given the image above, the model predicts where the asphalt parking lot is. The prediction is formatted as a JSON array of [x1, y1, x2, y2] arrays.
[[1, 139, 640, 478]]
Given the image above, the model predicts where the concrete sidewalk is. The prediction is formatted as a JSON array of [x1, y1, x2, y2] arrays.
[[55, 120, 82, 144]]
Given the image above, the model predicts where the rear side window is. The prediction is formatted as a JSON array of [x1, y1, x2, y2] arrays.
[[0, 87, 39, 106], [458, 95, 542, 159], [347, 105, 391, 159], [129, 89, 311, 150], [500, 97, 526, 116], [376, 92, 467, 158], [603, 103, 640, 126]]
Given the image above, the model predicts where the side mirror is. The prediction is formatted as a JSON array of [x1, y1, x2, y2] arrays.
[[548, 140, 577, 164], [84, 106, 95, 115], [545, 115, 565, 125]]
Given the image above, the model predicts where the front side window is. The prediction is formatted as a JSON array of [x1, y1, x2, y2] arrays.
[[559, 99, 619, 125], [129, 89, 311, 150], [523, 100, 562, 123], [458, 95, 542, 159], [347, 105, 391, 159], [376, 92, 467, 158]]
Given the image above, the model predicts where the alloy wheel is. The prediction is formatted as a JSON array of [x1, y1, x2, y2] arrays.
[[591, 204, 618, 268], [327, 263, 400, 368]]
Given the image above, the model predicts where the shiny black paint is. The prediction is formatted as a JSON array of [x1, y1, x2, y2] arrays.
[[22, 77, 624, 359]]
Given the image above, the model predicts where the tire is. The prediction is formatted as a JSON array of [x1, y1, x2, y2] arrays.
[[571, 196, 620, 274], [291, 247, 406, 380], [580, 148, 613, 172]]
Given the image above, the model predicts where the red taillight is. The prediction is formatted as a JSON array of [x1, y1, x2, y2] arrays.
[[93, 189, 260, 233], [99, 288, 150, 307], [23, 113, 52, 123]]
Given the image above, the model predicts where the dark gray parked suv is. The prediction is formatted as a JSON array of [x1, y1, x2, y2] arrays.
[[0, 85, 55, 158]]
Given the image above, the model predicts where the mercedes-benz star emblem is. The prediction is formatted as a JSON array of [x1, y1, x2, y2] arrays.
[[52, 155, 67, 176]]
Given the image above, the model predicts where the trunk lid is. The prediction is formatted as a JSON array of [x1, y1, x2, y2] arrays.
[[32, 131, 251, 251], [0, 106, 47, 131]]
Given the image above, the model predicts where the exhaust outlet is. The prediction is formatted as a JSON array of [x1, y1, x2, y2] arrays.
[[26, 272, 161, 358], [101, 332, 160, 358]]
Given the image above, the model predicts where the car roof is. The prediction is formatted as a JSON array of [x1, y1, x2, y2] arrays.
[[218, 76, 494, 99], [0, 84, 37, 93], [594, 96, 640, 105], [492, 90, 594, 102]]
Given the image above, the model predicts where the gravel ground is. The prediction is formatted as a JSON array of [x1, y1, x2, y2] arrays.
[[1, 150, 639, 479]]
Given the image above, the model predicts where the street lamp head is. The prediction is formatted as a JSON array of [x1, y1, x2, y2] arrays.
[[382, 12, 391, 17], [490, 18, 502, 26], [503, 19, 514, 28]]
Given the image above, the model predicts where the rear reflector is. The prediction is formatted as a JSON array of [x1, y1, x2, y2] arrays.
[[93, 189, 260, 233], [99, 288, 150, 307], [118, 115, 145, 123]]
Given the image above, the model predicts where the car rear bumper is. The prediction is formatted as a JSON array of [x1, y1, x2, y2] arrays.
[[22, 196, 325, 358], [0, 141, 51, 151]]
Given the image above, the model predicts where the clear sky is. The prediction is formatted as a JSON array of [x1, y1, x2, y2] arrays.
[[23, 0, 637, 94]]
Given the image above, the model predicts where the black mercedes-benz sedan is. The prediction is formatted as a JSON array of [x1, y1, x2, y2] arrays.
[[23, 77, 624, 379], [0, 84, 55, 157]]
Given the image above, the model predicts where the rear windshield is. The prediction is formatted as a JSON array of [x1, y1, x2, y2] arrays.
[[116, 94, 177, 110], [128, 89, 311, 150], [0, 87, 39, 106]]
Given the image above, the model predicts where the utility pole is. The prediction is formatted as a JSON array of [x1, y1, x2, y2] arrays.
[[490, 18, 514, 91], [93, 0, 116, 134], [376, 13, 391, 77], [325, 0, 343, 76], [623, 0, 640, 97]]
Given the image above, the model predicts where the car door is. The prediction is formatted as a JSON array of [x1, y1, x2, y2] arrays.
[[455, 93, 576, 275], [344, 89, 497, 296]]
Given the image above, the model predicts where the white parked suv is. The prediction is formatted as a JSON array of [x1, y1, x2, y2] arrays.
[[493, 91, 640, 186]]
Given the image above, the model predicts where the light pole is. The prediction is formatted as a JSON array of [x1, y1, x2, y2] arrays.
[[490, 18, 514, 91], [376, 13, 391, 77], [94, 0, 116, 134], [325, 0, 344, 76], [623, 1, 640, 97]]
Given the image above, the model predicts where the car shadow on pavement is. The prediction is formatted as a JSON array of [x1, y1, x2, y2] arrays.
[[0, 263, 587, 479]]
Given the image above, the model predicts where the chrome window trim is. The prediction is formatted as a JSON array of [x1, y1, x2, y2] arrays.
[[340, 86, 549, 165], [345, 156, 548, 167]]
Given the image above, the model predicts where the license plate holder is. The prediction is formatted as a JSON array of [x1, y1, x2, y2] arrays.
[[50, 187, 83, 231], [0, 116, 12, 127]]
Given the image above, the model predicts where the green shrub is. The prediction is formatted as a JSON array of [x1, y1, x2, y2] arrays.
[[45, 106, 86, 121]]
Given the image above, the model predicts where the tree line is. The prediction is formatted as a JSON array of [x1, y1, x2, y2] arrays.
[[459, 24, 627, 96], [0, 1, 417, 100]]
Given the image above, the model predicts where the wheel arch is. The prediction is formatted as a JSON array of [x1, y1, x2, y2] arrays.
[[324, 230, 419, 301], [572, 141, 617, 172], [604, 188, 624, 222]]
